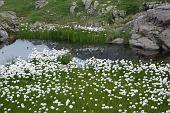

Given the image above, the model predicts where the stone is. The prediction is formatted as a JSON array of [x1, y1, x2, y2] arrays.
[[0, 11, 18, 32], [82, 0, 92, 10], [0, 30, 8, 43], [106, 5, 113, 13], [87, 7, 94, 15], [70, 2, 77, 14], [160, 29, 170, 49], [111, 38, 124, 44], [133, 12, 147, 32], [93, 1, 99, 9], [131, 34, 141, 39], [0, 11, 17, 22], [0, 0, 4, 7], [143, 2, 163, 10], [35, 0, 48, 9], [147, 4, 170, 26], [129, 37, 159, 50], [112, 10, 126, 22]]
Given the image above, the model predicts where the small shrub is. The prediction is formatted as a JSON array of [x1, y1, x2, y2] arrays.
[[57, 53, 73, 65]]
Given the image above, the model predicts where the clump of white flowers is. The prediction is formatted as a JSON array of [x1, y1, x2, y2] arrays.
[[0, 49, 170, 113], [19, 23, 105, 33]]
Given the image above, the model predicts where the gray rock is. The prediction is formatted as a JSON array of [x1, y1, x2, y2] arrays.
[[87, 7, 94, 15], [106, 5, 113, 13], [160, 29, 170, 49], [112, 10, 126, 22], [131, 34, 141, 39], [144, 2, 163, 10], [111, 38, 124, 44], [0, 11, 18, 32], [0, 0, 4, 7], [133, 12, 147, 32], [147, 5, 170, 26], [93, 1, 99, 9], [0, 11, 17, 22], [82, 0, 92, 10], [70, 2, 77, 14], [129, 37, 159, 50], [0, 30, 8, 43], [35, 0, 48, 9]]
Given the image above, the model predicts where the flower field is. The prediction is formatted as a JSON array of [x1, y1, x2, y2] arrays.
[[0, 49, 170, 113]]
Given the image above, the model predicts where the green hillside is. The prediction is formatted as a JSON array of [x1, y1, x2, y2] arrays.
[[0, 0, 168, 24]]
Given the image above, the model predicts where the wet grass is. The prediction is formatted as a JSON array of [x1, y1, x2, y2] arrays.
[[16, 29, 108, 44]]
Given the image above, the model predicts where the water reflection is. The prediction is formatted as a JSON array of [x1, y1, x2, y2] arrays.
[[0, 39, 169, 64]]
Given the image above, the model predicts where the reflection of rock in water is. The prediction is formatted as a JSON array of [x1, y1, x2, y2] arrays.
[[132, 48, 159, 56], [1, 39, 170, 63]]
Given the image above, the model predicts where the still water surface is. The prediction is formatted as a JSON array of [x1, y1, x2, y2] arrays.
[[0, 39, 169, 64]]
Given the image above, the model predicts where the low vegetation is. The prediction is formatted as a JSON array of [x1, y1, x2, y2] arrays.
[[0, 49, 170, 113]]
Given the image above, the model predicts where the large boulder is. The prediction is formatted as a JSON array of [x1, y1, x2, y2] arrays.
[[0, 11, 18, 32], [129, 37, 159, 50], [35, 0, 48, 9], [147, 4, 170, 26], [160, 29, 170, 49], [111, 38, 124, 44], [0, 11, 17, 22], [115, 4, 170, 52], [0, 29, 8, 43]]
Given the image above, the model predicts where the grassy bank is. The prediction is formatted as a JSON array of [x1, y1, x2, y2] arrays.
[[0, 49, 170, 113], [17, 29, 107, 44]]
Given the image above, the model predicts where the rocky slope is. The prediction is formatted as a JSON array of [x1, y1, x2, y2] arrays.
[[113, 3, 170, 53]]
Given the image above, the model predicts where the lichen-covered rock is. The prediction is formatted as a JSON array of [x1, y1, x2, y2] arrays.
[[0, 11, 18, 32], [35, 0, 48, 9], [112, 10, 126, 22], [70, 2, 77, 14], [0, 11, 17, 22], [93, 1, 99, 9], [82, 0, 93, 10], [0, 0, 4, 7]]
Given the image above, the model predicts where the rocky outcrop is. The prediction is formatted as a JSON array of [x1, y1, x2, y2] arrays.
[[0, 11, 18, 44], [0, 0, 4, 7], [0, 29, 8, 43], [113, 4, 170, 52], [71, 0, 122, 19], [35, 0, 48, 9], [129, 36, 159, 50], [147, 5, 170, 26], [0, 11, 18, 32]]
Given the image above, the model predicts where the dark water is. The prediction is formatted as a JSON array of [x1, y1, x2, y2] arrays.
[[0, 39, 170, 64]]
